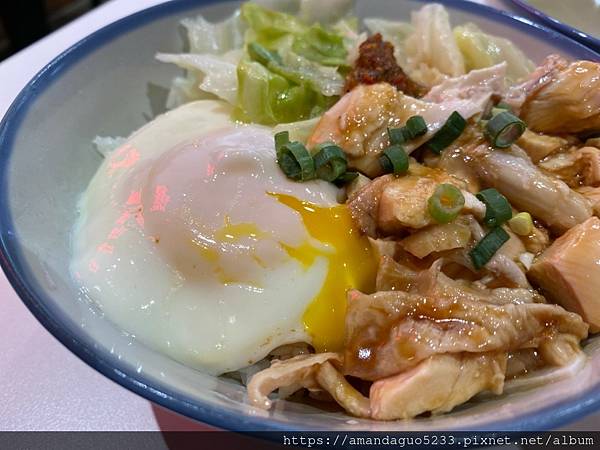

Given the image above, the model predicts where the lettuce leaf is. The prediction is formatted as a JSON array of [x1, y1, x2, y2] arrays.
[[241, 3, 347, 66], [156, 51, 241, 104], [181, 11, 246, 54], [236, 59, 329, 125], [453, 23, 534, 83]]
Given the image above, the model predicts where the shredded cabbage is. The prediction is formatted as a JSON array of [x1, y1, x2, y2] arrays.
[[241, 3, 347, 66], [405, 4, 466, 86], [180, 11, 246, 55], [235, 59, 332, 125], [156, 51, 242, 104], [454, 23, 534, 83], [157, 1, 350, 123]]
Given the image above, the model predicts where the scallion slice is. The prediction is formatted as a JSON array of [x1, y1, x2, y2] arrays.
[[427, 111, 467, 154], [248, 42, 282, 66], [427, 183, 465, 224], [313, 143, 348, 182], [469, 226, 510, 270], [477, 188, 512, 228], [485, 111, 526, 148], [277, 141, 316, 181], [388, 115, 428, 145], [388, 127, 408, 145], [379, 145, 409, 175], [405, 115, 428, 138], [274, 131, 290, 156]]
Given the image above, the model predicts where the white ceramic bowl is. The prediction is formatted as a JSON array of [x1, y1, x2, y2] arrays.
[[1, 0, 599, 431]]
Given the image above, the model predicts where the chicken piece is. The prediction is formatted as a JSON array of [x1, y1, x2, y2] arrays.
[[466, 145, 592, 233], [528, 216, 600, 332], [247, 353, 340, 409], [539, 147, 600, 188], [378, 175, 443, 232], [586, 137, 600, 148], [538, 334, 582, 367], [516, 129, 570, 163], [424, 126, 486, 193], [423, 63, 506, 103], [378, 168, 464, 232], [308, 64, 505, 177], [347, 174, 395, 237], [375, 255, 419, 291], [370, 352, 506, 420], [315, 362, 371, 418], [504, 54, 568, 113], [415, 259, 542, 305], [520, 61, 600, 134], [505, 349, 545, 379], [347, 164, 462, 236], [521, 224, 550, 255], [343, 289, 587, 380], [465, 217, 530, 288], [401, 222, 471, 258], [577, 186, 600, 216]]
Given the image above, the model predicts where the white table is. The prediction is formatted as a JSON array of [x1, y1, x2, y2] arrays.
[[0, 0, 598, 432]]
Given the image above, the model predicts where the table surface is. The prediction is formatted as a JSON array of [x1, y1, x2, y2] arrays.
[[0, 0, 598, 432]]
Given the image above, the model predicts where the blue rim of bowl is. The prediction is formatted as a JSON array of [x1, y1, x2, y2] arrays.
[[1, 0, 600, 432], [510, 0, 600, 51]]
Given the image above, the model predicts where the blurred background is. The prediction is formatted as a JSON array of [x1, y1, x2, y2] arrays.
[[0, 0, 110, 61]]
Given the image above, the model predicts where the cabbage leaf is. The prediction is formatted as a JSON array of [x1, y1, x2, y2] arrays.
[[453, 23, 534, 83]]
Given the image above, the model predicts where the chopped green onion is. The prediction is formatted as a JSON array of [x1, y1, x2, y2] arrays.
[[477, 188, 512, 228], [427, 111, 467, 154], [427, 183, 465, 224], [379, 145, 409, 175], [274, 131, 290, 156], [388, 127, 407, 145], [469, 226, 510, 270], [485, 111, 526, 148], [313, 143, 348, 182], [509, 212, 533, 236], [405, 115, 428, 138], [333, 171, 359, 187], [247, 42, 282, 66], [388, 116, 428, 145], [277, 141, 316, 181]]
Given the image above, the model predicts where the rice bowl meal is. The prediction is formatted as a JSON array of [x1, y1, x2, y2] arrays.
[[70, 0, 600, 420]]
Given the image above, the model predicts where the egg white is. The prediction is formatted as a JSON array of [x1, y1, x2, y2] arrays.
[[71, 100, 340, 375]]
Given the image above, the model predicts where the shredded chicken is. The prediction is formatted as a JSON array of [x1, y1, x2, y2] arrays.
[[529, 216, 600, 332], [504, 54, 568, 113], [519, 60, 600, 134], [316, 362, 371, 418], [370, 353, 506, 420], [539, 146, 600, 188], [465, 144, 593, 233], [348, 164, 470, 236], [247, 353, 341, 409], [516, 129, 571, 163], [344, 289, 587, 380]]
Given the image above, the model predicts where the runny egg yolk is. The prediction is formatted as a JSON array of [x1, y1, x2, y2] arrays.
[[271, 193, 377, 352]]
